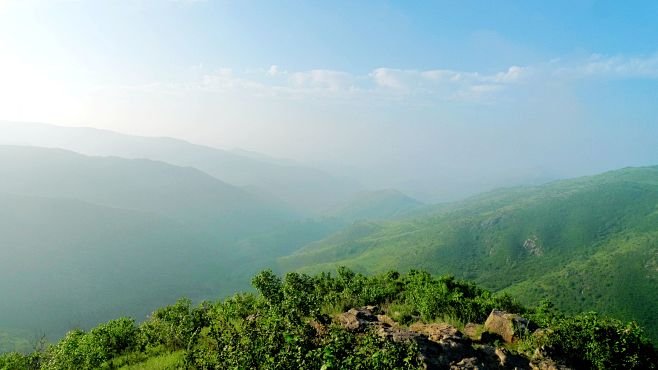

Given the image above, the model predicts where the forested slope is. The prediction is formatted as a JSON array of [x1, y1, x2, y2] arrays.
[[279, 166, 658, 339]]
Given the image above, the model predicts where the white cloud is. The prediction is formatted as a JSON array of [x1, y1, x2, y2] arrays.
[[289, 69, 354, 91], [555, 54, 658, 79], [369, 66, 527, 101], [103, 53, 658, 107], [267, 65, 280, 77], [582, 54, 658, 78], [371, 68, 417, 89], [490, 65, 526, 83]]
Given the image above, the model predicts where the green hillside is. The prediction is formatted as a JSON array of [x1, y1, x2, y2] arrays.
[[279, 166, 658, 339], [323, 189, 423, 222]]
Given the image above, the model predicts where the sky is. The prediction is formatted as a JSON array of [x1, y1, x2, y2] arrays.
[[1, 0, 657, 199]]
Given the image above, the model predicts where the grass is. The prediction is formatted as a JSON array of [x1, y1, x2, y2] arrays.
[[117, 351, 184, 370]]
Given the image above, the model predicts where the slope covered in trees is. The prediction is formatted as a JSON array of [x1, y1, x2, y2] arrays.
[[279, 166, 658, 339]]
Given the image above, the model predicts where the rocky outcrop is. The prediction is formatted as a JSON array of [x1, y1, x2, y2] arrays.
[[462, 323, 483, 341], [526, 347, 575, 370], [332, 306, 569, 369], [484, 310, 536, 343], [523, 235, 543, 256], [334, 305, 381, 332]]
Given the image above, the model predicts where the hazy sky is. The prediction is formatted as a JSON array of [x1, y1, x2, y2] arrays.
[[1, 0, 657, 197]]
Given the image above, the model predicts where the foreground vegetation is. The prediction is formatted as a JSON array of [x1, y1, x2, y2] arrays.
[[1, 268, 656, 370]]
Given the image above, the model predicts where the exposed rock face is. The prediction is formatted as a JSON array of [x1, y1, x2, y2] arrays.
[[332, 306, 571, 369], [334, 305, 381, 332], [523, 235, 543, 256], [529, 347, 573, 370], [409, 323, 467, 343], [484, 310, 535, 343]]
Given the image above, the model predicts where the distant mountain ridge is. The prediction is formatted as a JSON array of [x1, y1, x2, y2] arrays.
[[0, 145, 297, 241], [0, 121, 363, 213], [0, 145, 328, 343]]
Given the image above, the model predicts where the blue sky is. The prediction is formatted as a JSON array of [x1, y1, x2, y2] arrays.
[[1, 0, 657, 199]]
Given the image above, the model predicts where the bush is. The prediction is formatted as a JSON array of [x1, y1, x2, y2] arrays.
[[540, 312, 657, 369], [313, 327, 420, 370], [41, 318, 138, 370], [89, 317, 138, 358], [42, 330, 103, 370], [0, 352, 40, 370], [139, 298, 208, 351], [6, 268, 657, 370]]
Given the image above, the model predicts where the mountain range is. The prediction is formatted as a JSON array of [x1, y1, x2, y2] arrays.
[[1, 121, 657, 350], [0, 121, 362, 213]]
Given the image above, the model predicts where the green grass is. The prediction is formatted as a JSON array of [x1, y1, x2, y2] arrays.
[[117, 351, 184, 370]]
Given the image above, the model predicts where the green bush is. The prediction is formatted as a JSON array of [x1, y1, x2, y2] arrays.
[[40, 318, 138, 370], [4, 268, 656, 370], [313, 327, 420, 370], [42, 330, 103, 370], [89, 318, 138, 358], [539, 312, 657, 369], [139, 298, 209, 351], [0, 352, 40, 370]]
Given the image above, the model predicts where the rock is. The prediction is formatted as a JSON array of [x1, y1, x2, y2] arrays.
[[334, 306, 379, 332], [376, 314, 398, 327], [530, 347, 573, 370], [409, 322, 467, 343], [450, 357, 483, 369], [363, 305, 382, 314], [523, 235, 543, 256], [530, 359, 573, 370], [484, 310, 535, 343], [308, 320, 326, 336], [495, 347, 509, 366], [463, 323, 482, 341], [407, 323, 477, 368], [333, 307, 550, 369], [376, 324, 423, 342]]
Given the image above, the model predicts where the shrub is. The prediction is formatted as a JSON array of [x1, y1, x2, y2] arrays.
[[139, 298, 208, 351], [540, 312, 657, 369], [0, 352, 40, 370]]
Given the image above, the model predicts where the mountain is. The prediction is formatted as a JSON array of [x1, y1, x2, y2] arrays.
[[0, 192, 227, 343], [0, 121, 362, 212], [323, 189, 423, 222], [0, 145, 297, 241], [0, 145, 308, 346], [279, 165, 658, 339]]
